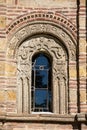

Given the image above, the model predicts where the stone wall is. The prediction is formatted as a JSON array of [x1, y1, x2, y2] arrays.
[[0, 0, 87, 130]]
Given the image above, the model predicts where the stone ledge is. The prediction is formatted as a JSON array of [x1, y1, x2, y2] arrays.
[[0, 113, 87, 123]]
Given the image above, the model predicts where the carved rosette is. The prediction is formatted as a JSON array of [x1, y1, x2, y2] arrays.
[[17, 35, 68, 114]]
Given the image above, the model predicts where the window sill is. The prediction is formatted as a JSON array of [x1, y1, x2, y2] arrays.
[[0, 113, 86, 123]]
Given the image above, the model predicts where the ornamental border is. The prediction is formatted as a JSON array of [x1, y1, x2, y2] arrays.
[[6, 11, 77, 39]]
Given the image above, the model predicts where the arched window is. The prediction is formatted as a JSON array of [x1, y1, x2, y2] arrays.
[[31, 53, 52, 112], [17, 35, 69, 114]]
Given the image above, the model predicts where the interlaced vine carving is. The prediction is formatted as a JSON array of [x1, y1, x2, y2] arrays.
[[17, 35, 68, 114], [8, 23, 76, 61]]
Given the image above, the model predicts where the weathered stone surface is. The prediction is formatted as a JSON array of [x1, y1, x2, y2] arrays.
[[0, 90, 5, 102], [80, 0, 86, 5], [17, 35, 68, 114], [70, 89, 77, 103], [0, 0, 6, 3], [80, 90, 86, 103], [6, 90, 16, 101], [7, 23, 76, 60], [79, 65, 86, 77], [69, 66, 76, 78], [0, 16, 6, 29], [0, 0, 86, 129], [18, 0, 76, 7], [6, 0, 15, 4], [0, 62, 5, 76], [79, 38, 86, 53], [5, 63, 17, 77], [0, 38, 6, 50]]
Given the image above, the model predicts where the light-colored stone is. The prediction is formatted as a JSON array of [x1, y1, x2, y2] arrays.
[[79, 38, 86, 53], [79, 65, 86, 77], [0, 38, 6, 50], [17, 35, 68, 114], [0, 16, 6, 29], [6, 0, 15, 4], [0, 90, 5, 102], [70, 89, 77, 103], [80, 0, 86, 5], [13, 129, 25, 130], [0, 0, 86, 129], [79, 18, 86, 28], [80, 90, 86, 103], [0, 0, 6, 3], [69, 66, 76, 78], [5, 63, 17, 77], [0, 62, 5, 76], [18, 0, 76, 7], [6, 90, 16, 101]]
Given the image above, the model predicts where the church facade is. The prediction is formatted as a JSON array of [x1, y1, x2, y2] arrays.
[[0, 0, 87, 129]]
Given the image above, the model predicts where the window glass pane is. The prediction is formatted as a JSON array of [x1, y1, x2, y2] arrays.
[[35, 70, 48, 88], [35, 89, 47, 108], [32, 53, 52, 112]]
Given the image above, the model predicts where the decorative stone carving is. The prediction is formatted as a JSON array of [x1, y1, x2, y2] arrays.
[[17, 35, 68, 114], [6, 13, 77, 115], [7, 12, 77, 36], [8, 23, 76, 61]]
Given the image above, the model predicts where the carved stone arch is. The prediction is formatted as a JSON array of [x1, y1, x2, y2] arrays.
[[7, 23, 76, 61], [6, 11, 77, 60], [7, 11, 77, 37], [17, 34, 68, 114], [6, 12, 78, 114]]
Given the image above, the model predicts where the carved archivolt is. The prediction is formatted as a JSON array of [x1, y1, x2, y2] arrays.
[[18, 35, 67, 77], [17, 35, 68, 114], [6, 17, 77, 114], [6, 12, 77, 36], [7, 23, 76, 61]]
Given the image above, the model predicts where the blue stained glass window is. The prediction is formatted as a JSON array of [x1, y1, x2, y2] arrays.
[[31, 53, 52, 112]]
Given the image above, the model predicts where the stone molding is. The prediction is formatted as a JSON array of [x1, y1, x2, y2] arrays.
[[0, 114, 86, 123], [17, 35, 68, 114], [7, 22, 76, 61], [6, 12, 77, 115], [6, 11, 77, 38]]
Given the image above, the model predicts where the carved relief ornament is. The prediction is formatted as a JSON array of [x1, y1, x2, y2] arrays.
[[7, 23, 76, 61], [17, 35, 68, 114]]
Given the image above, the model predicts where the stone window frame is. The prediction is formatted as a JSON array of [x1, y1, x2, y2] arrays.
[[17, 34, 69, 114], [7, 19, 77, 115]]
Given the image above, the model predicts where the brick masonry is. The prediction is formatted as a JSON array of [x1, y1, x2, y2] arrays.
[[0, 0, 87, 130]]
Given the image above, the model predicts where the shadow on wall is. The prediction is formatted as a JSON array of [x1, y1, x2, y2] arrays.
[[72, 122, 81, 130]]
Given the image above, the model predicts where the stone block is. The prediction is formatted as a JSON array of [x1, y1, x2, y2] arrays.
[[5, 63, 17, 77], [70, 89, 77, 103], [79, 65, 86, 78], [0, 90, 5, 102], [6, 0, 15, 4], [6, 48, 14, 58], [0, 38, 6, 50], [79, 38, 86, 53], [80, 90, 86, 103], [69, 66, 76, 78], [79, 18, 86, 28], [6, 90, 16, 101], [0, 0, 6, 3], [0, 16, 6, 29], [18, 0, 76, 7], [80, 0, 86, 5], [13, 129, 25, 130], [0, 62, 5, 76]]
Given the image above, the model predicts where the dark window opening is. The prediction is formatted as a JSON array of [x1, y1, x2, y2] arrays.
[[31, 53, 52, 112]]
